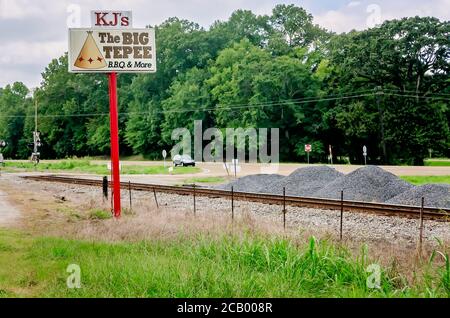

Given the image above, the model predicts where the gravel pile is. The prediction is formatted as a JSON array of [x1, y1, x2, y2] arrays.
[[259, 166, 343, 196], [313, 166, 414, 202], [387, 184, 450, 208], [215, 174, 285, 193]]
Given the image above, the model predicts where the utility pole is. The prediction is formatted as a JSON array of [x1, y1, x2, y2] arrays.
[[31, 98, 41, 165], [376, 86, 387, 164]]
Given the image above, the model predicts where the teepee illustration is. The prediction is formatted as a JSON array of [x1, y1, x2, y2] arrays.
[[74, 31, 107, 69]]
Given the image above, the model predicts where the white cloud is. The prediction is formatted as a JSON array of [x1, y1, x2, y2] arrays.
[[347, 1, 361, 8]]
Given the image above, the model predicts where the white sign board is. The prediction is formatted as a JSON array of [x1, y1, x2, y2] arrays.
[[91, 11, 132, 28], [68, 28, 156, 73], [162, 150, 167, 159], [363, 145, 367, 155]]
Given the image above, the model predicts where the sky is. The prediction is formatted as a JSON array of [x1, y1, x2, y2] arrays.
[[0, 0, 449, 88]]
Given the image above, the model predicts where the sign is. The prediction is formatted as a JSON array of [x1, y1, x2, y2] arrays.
[[91, 10, 132, 28], [329, 145, 333, 165], [68, 28, 156, 73], [68, 9, 157, 218], [162, 150, 167, 159], [363, 145, 368, 165], [305, 144, 312, 153]]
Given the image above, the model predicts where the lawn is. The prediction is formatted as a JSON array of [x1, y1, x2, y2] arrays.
[[0, 229, 448, 298], [3, 160, 200, 175], [182, 177, 226, 184], [424, 159, 450, 167], [400, 175, 450, 186]]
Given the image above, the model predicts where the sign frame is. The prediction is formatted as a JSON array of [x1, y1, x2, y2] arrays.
[[68, 28, 156, 74]]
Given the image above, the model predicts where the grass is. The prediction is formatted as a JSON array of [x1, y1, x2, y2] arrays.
[[0, 229, 449, 298], [182, 177, 226, 184], [400, 175, 450, 185], [424, 159, 450, 167], [3, 159, 200, 175], [88, 209, 113, 220]]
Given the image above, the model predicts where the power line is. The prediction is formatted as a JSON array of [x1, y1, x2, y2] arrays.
[[0, 90, 449, 119], [382, 89, 450, 97], [0, 92, 375, 118]]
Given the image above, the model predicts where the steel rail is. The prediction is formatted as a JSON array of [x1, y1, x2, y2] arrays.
[[21, 175, 450, 221]]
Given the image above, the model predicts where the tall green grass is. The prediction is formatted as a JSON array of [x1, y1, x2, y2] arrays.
[[0, 230, 448, 298]]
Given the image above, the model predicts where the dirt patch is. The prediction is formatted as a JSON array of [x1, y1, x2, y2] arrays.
[[0, 190, 21, 227]]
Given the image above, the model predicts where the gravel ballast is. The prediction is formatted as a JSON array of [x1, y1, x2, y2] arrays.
[[214, 174, 285, 193], [387, 184, 450, 208], [259, 166, 343, 196], [313, 166, 414, 203]]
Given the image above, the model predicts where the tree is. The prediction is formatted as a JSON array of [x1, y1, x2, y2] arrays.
[[327, 17, 450, 164], [0, 82, 30, 158]]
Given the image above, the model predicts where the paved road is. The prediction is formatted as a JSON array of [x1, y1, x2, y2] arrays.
[[0, 190, 20, 227]]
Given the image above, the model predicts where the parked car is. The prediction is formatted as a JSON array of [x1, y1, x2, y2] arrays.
[[173, 154, 196, 167]]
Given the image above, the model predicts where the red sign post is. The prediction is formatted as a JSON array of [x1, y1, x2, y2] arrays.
[[68, 11, 156, 218], [108, 72, 121, 217]]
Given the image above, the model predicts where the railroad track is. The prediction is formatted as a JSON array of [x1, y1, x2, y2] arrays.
[[22, 175, 450, 222]]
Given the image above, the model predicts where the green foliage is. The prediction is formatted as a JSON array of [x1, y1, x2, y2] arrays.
[[0, 7, 448, 165]]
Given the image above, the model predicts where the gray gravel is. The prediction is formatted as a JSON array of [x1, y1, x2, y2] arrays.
[[387, 184, 450, 208], [259, 166, 343, 196], [214, 174, 285, 193], [313, 166, 414, 202]]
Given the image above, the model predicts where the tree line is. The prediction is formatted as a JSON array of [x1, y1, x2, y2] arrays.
[[0, 4, 449, 165]]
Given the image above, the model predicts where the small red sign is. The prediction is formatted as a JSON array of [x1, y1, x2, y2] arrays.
[[305, 144, 312, 152]]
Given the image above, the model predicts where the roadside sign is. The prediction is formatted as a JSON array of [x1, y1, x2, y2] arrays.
[[91, 10, 132, 28], [363, 145, 368, 165], [68, 28, 156, 73], [162, 150, 167, 167], [68, 9, 157, 218], [305, 144, 312, 164], [329, 145, 333, 165]]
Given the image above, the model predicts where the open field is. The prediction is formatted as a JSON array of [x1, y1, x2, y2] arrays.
[[2, 160, 200, 175]]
